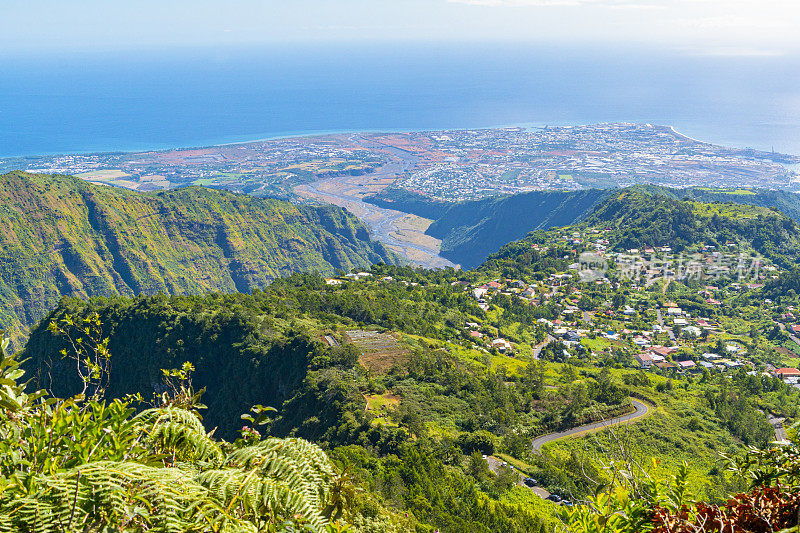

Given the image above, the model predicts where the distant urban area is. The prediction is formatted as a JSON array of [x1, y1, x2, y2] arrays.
[[3, 123, 799, 202]]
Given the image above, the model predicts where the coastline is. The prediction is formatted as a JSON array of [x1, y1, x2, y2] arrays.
[[2, 121, 795, 160], [1, 121, 547, 159], [667, 125, 714, 146]]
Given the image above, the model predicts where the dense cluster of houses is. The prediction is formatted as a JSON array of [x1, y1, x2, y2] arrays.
[[453, 242, 800, 389], [326, 248, 799, 388]]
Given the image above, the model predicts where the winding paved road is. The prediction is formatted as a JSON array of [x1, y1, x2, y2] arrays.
[[532, 335, 555, 359], [485, 456, 551, 499], [532, 399, 651, 454], [776, 322, 800, 347]]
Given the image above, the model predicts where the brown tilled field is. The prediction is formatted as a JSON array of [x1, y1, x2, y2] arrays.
[[777, 346, 799, 358], [345, 329, 410, 373]]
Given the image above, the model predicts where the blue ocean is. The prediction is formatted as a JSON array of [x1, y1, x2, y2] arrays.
[[1, 43, 799, 157]]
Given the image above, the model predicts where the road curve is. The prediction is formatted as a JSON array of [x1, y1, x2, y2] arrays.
[[532, 335, 555, 359], [532, 399, 650, 454], [775, 322, 800, 348]]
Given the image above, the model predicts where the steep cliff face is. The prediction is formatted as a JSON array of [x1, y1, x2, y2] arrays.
[[365, 187, 610, 268], [367, 184, 800, 269], [425, 189, 610, 268], [0, 171, 395, 345]]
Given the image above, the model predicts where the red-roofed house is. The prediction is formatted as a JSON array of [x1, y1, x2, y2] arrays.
[[773, 367, 800, 380], [651, 346, 679, 357]]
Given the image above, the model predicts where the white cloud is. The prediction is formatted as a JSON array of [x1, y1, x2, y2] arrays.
[[447, 0, 800, 12], [446, 0, 800, 51]]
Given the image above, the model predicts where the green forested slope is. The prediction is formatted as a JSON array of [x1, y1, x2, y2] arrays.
[[426, 189, 610, 268], [22, 272, 559, 532], [367, 185, 800, 268], [0, 171, 394, 346], [483, 188, 800, 275], [585, 189, 800, 264], [638, 184, 800, 220]]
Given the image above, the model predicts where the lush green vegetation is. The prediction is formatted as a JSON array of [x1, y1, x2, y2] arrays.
[[583, 189, 800, 267], [21, 269, 799, 529], [18, 278, 564, 531], [23, 268, 636, 444], [0, 171, 395, 348], [640, 183, 800, 222], [539, 367, 794, 500], [561, 422, 800, 532], [0, 335, 414, 532], [9, 184, 800, 531]]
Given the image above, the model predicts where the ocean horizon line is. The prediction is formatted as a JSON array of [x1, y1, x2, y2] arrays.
[[2, 121, 791, 161]]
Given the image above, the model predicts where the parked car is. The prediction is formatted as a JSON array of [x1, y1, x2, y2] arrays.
[[547, 494, 561, 503], [523, 477, 536, 487]]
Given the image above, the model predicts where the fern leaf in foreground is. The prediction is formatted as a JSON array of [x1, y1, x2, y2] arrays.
[[0, 338, 343, 532]]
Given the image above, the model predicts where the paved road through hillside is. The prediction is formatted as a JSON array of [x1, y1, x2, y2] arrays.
[[776, 321, 800, 347], [532, 335, 555, 359], [532, 399, 651, 453]]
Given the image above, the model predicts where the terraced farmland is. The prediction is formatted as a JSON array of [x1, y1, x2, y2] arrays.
[[345, 329, 410, 373]]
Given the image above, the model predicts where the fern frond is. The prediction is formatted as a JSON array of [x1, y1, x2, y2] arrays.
[[134, 406, 223, 463], [1, 461, 226, 532], [199, 468, 326, 530]]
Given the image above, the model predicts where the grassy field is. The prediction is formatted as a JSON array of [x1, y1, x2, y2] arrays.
[[581, 336, 624, 352], [365, 392, 400, 427]]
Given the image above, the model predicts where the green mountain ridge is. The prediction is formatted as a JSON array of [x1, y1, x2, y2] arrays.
[[365, 185, 800, 268], [484, 188, 800, 276], [427, 189, 609, 268], [0, 171, 395, 347]]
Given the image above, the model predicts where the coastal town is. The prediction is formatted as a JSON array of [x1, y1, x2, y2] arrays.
[[0, 134, 385, 200], [394, 123, 800, 200], [3, 123, 798, 202]]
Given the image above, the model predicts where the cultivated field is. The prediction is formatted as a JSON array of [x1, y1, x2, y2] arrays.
[[346, 329, 410, 373]]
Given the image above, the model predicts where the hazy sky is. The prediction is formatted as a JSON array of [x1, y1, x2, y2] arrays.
[[2, 0, 798, 56]]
